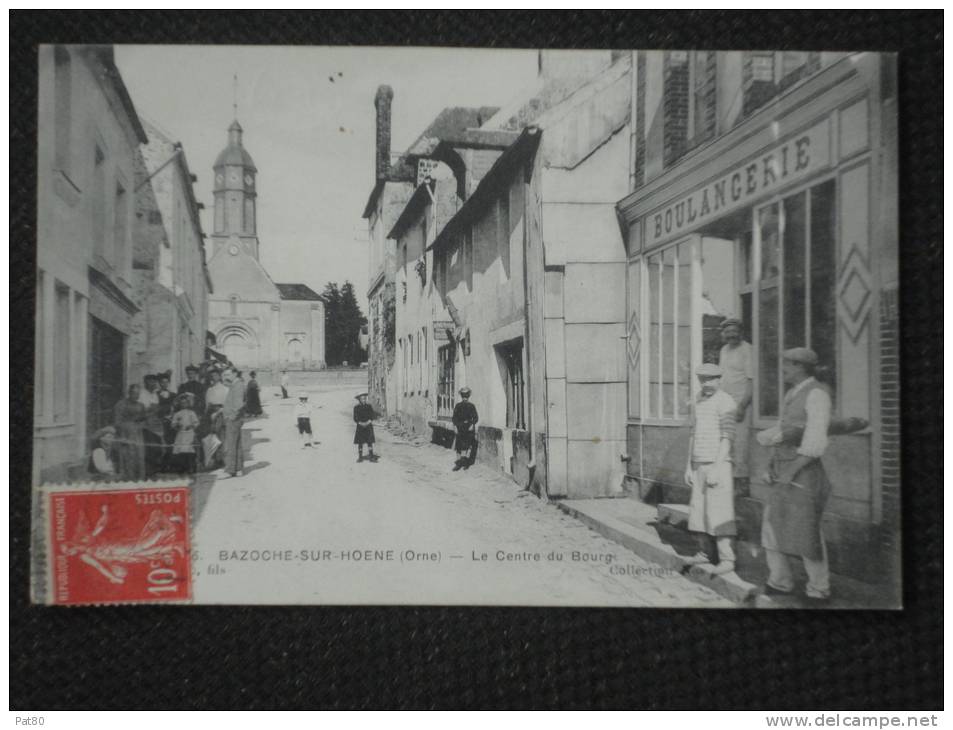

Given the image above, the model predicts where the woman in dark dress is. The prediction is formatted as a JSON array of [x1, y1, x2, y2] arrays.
[[353, 393, 377, 462], [245, 371, 263, 416], [114, 384, 147, 480]]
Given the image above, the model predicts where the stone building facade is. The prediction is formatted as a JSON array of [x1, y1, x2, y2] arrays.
[[361, 85, 499, 416], [34, 44, 148, 483], [130, 119, 211, 388], [420, 51, 633, 497], [617, 51, 899, 584]]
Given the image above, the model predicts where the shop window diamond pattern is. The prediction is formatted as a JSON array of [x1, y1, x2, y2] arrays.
[[837, 244, 872, 343], [626, 309, 641, 367]]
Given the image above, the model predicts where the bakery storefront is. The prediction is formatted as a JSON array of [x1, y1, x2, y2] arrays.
[[617, 56, 898, 584]]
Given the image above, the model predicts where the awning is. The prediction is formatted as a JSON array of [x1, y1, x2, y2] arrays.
[[206, 346, 227, 363]]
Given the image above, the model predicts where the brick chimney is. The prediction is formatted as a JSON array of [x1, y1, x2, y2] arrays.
[[374, 85, 394, 181]]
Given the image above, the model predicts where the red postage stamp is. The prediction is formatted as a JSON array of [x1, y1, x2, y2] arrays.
[[47, 486, 191, 605]]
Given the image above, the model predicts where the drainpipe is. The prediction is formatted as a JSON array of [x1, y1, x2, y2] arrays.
[[424, 178, 437, 408], [520, 129, 540, 490]]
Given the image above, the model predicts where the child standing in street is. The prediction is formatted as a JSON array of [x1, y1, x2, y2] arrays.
[[170, 393, 200, 474], [353, 393, 377, 462], [295, 393, 314, 448]]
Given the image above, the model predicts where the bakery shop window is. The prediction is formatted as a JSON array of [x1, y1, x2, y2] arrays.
[[744, 178, 837, 419]]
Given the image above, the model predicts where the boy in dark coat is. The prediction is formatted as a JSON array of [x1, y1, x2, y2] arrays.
[[353, 393, 377, 462], [452, 387, 479, 470]]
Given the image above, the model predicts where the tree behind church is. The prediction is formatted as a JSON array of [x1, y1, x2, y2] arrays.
[[323, 281, 368, 367]]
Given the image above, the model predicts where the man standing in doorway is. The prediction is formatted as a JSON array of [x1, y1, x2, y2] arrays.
[[718, 317, 754, 497], [757, 347, 833, 604], [221, 366, 246, 478], [452, 387, 479, 471]]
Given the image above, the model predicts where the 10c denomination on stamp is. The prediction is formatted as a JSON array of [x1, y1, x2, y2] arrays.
[[48, 487, 191, 605]]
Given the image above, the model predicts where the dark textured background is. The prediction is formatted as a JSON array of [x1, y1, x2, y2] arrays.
[[10, 10, 942, 710]]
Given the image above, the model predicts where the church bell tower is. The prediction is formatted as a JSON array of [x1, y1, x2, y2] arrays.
[[211, 119, 259, 259]]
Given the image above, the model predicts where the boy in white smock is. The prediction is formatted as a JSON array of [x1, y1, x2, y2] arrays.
[[684, 363, 738, 575]]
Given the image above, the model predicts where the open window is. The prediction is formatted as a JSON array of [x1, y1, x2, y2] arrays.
[[495, 338, 526, 430], [437, 343, 456, 418]]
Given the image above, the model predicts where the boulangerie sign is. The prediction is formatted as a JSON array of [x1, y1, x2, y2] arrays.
[[644, 118, 831, 249]]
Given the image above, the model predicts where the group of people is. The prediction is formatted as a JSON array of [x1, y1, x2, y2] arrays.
[[89, 362, 263, 481], [684, 317, 855, 604]]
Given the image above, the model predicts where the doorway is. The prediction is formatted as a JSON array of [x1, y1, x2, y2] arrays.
[[88, 316, 125, 436]]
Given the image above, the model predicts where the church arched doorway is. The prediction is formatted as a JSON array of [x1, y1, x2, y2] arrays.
[[217, 324, 259, 369]]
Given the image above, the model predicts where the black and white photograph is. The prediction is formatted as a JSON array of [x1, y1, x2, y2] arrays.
[[30, 43, 901, 609]]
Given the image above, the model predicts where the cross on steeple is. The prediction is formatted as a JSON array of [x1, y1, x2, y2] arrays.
[[233, 73, 238, 119]]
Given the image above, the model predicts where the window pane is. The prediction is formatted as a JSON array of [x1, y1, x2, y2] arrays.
[[676, 243, 692, 415], [692, 51, 711, 140], [648, 254, 660, 417], [35, 274, 45, 417], [54, 47, 71, 171], [740, 292, 753, 343], [662, 247, 676, 418], [783, 191, 807, 348], [739, 229, 754, 286], [759, 285, 780, 417], [810, 179, 837, 390], [92, 147, 106, 260], [759, 202, 780, 280], [53, 283, 71, 420]]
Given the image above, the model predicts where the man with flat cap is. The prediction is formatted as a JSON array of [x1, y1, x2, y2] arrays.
[[452, 387, 479, 471], [718, 317, 754, 496], [684, 363, 738, 574], [757, 347, 833, 604], [353, 393, 377, 462]]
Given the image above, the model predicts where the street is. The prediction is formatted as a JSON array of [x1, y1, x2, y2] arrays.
[[189, 376, 729, 607]]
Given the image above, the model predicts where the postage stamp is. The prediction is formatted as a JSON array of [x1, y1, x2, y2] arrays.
[[31, 44, 900, 608], [43, 485, 191, 605]]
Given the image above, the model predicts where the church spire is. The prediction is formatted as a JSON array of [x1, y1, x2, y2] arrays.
[[228, 74, 243, 145]]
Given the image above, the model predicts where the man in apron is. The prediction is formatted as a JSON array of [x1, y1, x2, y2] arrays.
[[757, 347, 833, 604], [718, 317, 753, 497], [684, 363, 738, 575]]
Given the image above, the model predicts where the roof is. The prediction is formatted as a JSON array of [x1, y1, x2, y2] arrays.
[[361, 105, 499, 220], [214, 119, 257, 171], [404, 106, 500, 157], [276, 283, 326, 302], [387, 179, 434, 241], [483, 68, 611, 132], [214, 143, 257, 171], [87, 46, 148, 144], [428, 126, 541, 253], [431, 128, 519, 150]]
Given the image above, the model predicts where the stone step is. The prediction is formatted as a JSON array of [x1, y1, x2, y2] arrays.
[[557, 498, 760, 605], [657, 502, 690, 527]]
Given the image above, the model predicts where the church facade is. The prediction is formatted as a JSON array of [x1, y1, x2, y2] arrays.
[[206, 120, 326, 371]]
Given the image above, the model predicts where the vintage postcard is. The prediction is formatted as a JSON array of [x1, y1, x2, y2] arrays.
[[32, 45, 899, 608]]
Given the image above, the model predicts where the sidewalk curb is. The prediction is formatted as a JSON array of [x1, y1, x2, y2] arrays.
[[556, 499, 761, 606]]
